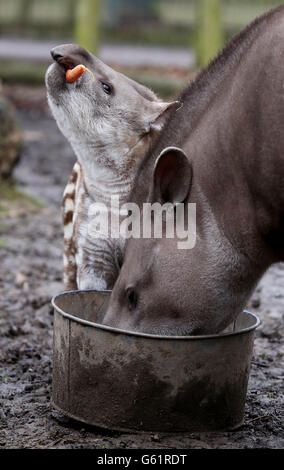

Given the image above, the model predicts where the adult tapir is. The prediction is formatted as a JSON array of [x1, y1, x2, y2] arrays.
[[103, 5, 284, 335]]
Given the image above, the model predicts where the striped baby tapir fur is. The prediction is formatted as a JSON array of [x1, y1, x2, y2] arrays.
[[45, 44, 178, 291]]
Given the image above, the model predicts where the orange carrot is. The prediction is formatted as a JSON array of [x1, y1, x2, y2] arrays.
[[66, 64, 94, 83]]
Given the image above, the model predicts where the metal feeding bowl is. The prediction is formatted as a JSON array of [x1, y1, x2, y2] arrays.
[[51, 290, 260, 433]]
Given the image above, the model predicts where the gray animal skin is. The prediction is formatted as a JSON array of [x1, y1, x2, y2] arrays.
[[104, 6, 284, 335], [45, 44, 176, 292]]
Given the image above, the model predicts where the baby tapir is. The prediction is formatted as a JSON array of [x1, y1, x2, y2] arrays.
[[104, 6, 284, 335], [45, 44, 177, 290]]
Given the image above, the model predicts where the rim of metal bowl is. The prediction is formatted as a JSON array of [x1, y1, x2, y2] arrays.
[[51, 289, 261, 341]]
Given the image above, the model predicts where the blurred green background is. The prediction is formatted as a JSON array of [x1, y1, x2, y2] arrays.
[[0, 0, 282, 93], [0, 0, 281, 49]]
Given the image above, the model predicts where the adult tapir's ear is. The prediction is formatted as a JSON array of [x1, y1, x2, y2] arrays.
[[144, 101, 180, 133], [151, 147, 192, 204]]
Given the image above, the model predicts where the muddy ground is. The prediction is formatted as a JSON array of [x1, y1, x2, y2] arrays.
[[0, 85, 283, 449]]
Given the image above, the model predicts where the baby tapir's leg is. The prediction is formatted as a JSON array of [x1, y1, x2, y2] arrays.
[[62, 161, 82, 290]]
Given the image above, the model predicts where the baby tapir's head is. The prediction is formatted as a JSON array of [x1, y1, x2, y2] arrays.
[[45, 44, 177, 171]]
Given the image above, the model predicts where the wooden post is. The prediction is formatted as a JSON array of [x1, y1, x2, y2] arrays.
[[75, 0, 101, 54], [195, 0, 223, 67], [18, 0, 33, 32]]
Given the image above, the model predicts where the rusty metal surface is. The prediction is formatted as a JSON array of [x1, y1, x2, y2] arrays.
[[52, 290, 260, 433]]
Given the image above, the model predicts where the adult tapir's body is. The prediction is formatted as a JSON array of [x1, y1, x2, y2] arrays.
[[104, 6, 284, 335]]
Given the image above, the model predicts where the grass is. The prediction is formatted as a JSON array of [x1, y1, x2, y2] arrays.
[[0, 181, 45, 217], [0, 60, 47, 84], [0, 181, 43, 205]]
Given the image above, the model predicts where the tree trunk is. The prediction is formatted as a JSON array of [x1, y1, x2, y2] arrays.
[[195, 0, 223, 67], [75, 0, 101, 54]]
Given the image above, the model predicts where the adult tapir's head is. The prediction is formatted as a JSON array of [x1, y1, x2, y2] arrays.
[[103, 147, 259, 335], [45, 44, 177, 168]]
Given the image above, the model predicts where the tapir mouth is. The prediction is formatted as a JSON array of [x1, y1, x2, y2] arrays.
[[53, 56, 78, 72], [46, 59, 85, 95], [45, 62, 68, 98]]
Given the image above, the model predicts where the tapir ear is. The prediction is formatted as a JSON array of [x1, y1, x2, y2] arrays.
[[151, 147, 192, 204], [145, 101, 180, 133]]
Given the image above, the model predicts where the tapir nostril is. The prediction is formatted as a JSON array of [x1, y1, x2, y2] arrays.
[[50, 49, 64, 62], [50, 49, 78, 70]]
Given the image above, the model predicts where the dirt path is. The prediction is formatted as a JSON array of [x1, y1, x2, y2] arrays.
[[0, 86, 283, 449]]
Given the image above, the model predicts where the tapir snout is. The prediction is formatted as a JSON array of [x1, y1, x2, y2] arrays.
[[50, 44, 91, 69], [46, 43, 100, 95]]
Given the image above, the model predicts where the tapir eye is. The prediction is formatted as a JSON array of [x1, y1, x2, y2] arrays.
[[102, 82, 112, 95], [126, 287, 138, 311]]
